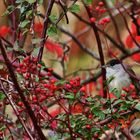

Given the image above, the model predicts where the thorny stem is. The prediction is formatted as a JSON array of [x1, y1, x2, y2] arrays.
[[0, 39, 46, 140]]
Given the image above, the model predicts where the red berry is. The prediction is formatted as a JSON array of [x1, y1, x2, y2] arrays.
[[99, 9, 106, 13], [32, 95, 37, 100], [48, 68, 53, 73], [18, 101, 23, 107], [86, 124, 91, 129], [37, 64, 42, 68], [132, 95, 137, 99], [23, 56, 30, 63], [126, 120, 130, 125], [66, 84, 72, 89], [35, 87, 41, 92], [88, 114, 93, 119], [44, 83, 49, 88], [122, 87, 129, 92], [98, 2, 104, 6], [0, 131, 3, 136], [80, 87, 86, 92], [131, 92, 136, 95], [16, 68, 21, 72], [19, 63, 24, 67], [129, 84, 135, 90], [121, 93, 126, 97], [33, 57, 38, 63], [50, 79, 56, 84], [47, 72, 52, 76], [94, 133, 99, 138], [90, 17, 96, 23], [95, 6, 100, 11]]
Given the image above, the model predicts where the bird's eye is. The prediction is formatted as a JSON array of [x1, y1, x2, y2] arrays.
[[108, 59, 120, 66]]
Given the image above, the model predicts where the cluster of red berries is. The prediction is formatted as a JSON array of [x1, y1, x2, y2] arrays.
[[98, 17, 110, 25], [65, 77, 81, 93], [122, 84, 137, 99], [89, 1, 110, 25]]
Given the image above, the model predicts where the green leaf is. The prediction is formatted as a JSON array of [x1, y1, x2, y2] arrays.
[[134, 103, 140, 111], [26, 0, 36, 4], [0, 92, 5, 101], [38, 61, 46, 66], [84, 0, 93, 5], [19, 20, 30, 28], [32, 47, 39, 57], [110, 88, 121, 98], [91, 127, 100, 133], [38, 0, 43, 4], [13, 41, 19, 51], [65, 93, 75, 99], [22, 28, 29, 35], [55, 80, 67, 86], [106, 76, 114, 86], [99, 112, 105, 120], [2, 5, 15, 16], [69, 4, 80, 13], [35, 77, 39, 82], [47, 26, 57, 36], [49, 15, 58, 22], [32, 38, 42, 44], [119, 105, 128, 111]]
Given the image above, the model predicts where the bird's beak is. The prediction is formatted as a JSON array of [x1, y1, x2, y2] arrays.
[[101, 65, 107, 69]]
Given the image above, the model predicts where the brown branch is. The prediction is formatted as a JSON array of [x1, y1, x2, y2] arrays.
[[121, 128, 136, 140], [38, 0, 55, 62], [83, 2, 107, 98], [0, 39, 46, 140]]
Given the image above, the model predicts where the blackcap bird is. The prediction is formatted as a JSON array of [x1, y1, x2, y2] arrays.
[[104, 59, 140, 93]]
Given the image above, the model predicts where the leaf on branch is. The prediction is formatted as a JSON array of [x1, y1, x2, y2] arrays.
[[19, 20, 30, 28], [49, 15, 58, 22], [0, 92, 5, 101], [65, 92, 75, 99], [84, 0, 93, 5], [134, 103, 140, 111], [69, 4, 80, 13], [2, 5, 15, 16], [32, 38, 43, 44], [47, 26, 57, 36], [26, 0, 36, 4]]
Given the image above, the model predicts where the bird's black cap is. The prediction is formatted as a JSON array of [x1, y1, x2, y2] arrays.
[[107, 59, 121, 66]]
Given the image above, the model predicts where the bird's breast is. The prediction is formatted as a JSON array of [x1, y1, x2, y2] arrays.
[[106, 67, 131, 91]]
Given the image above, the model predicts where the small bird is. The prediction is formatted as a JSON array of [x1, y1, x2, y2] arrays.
[[105, 59, 140, 93]]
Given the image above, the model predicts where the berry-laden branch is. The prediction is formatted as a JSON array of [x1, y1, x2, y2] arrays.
[[83, 1, 107, 98], [71, 12, 128, 54], [0, 39, 46, 140]]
